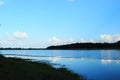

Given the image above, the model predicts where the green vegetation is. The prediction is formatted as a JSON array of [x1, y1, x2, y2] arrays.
[[0, 55, 85, 80]]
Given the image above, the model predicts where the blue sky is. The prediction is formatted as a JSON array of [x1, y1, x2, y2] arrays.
[[0, 0, 120, 48]]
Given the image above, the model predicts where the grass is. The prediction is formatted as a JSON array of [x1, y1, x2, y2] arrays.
[[0, 54, 85, 80]]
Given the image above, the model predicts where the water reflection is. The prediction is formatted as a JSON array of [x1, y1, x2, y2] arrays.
[[49, 56, 61, 62], [3, 51, 120, 64], [101, 59, 120, 64], [1, 50, 120, 80], [101, 50, 120, 64]]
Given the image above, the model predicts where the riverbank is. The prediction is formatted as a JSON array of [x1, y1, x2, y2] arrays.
[[0, 55, 85, 80]]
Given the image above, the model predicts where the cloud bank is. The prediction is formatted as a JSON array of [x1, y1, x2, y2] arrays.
[[49, 36, 61, 44], [1, 33, 120, 48], [49, 34, 120, 46], [101, 34, 120, 42]]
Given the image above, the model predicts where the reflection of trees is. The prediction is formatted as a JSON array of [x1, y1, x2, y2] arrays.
[[101, 50, 120, 64]]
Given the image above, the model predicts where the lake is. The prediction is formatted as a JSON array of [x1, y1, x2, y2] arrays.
[[1, 50, 120, 80]]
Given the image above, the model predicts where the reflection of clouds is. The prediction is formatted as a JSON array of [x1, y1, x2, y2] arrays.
[[49, 56, 61, 62], [80, 58, 86, 61], [101, 50, 120, 64], [4, 53, 120, 64], [101, 59, 112, 64], [101, 50, 111, 59], [48, 57, 88, 62], [68, 57, 74, 60], [116, 60, 120, 64], [101, 59, 120, 64]]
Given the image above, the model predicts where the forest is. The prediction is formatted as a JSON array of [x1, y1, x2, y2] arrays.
[[47, 41, 120, 50]]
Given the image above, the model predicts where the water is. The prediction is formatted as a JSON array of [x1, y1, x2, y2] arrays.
[[1, 50, 120, 80]]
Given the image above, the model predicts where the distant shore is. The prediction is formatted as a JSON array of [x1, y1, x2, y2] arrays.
[[0, 41, 120, 50], [0, 48, 120, 50], [47, 41, 120, 50]]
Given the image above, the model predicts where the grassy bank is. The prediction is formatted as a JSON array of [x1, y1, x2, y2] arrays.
[[0, 55, 85, 80]]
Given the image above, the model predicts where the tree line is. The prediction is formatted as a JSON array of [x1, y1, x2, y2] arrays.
[[0, 41, 120, 50], [47, 41, 120, 50]]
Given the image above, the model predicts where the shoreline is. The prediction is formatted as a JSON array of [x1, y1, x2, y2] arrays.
[[0, 55, 85, 80]]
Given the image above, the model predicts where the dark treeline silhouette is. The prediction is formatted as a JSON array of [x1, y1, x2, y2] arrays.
[[47, 41, 120, 50], [0, 48, 45, 50], [0, 41, 120, 50]]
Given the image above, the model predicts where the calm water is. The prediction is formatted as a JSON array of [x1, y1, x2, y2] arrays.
[[1, 50, 120, 80]]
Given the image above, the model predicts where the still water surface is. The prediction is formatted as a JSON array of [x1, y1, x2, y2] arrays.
[[1, 50, 120, 80]]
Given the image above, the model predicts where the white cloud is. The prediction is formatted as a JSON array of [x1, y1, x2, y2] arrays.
[[89, 39, 95, 43], [14, 31, 27, 39], [114, 34, 120, 42], [100, 34, 120, 42], [80, 38, 95, 43], [66, 38, 75, 43], [49, 36, 61, 44], [49, 37, 76, 45], [0, 40, 15, 47], [0, 1, 5, 6], [101, 34, 113, 42], [67, 0, 75, 2], [80, 38, 87, 43]]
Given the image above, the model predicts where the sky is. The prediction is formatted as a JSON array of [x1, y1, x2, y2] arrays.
[[0, 0, 120, 48]]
